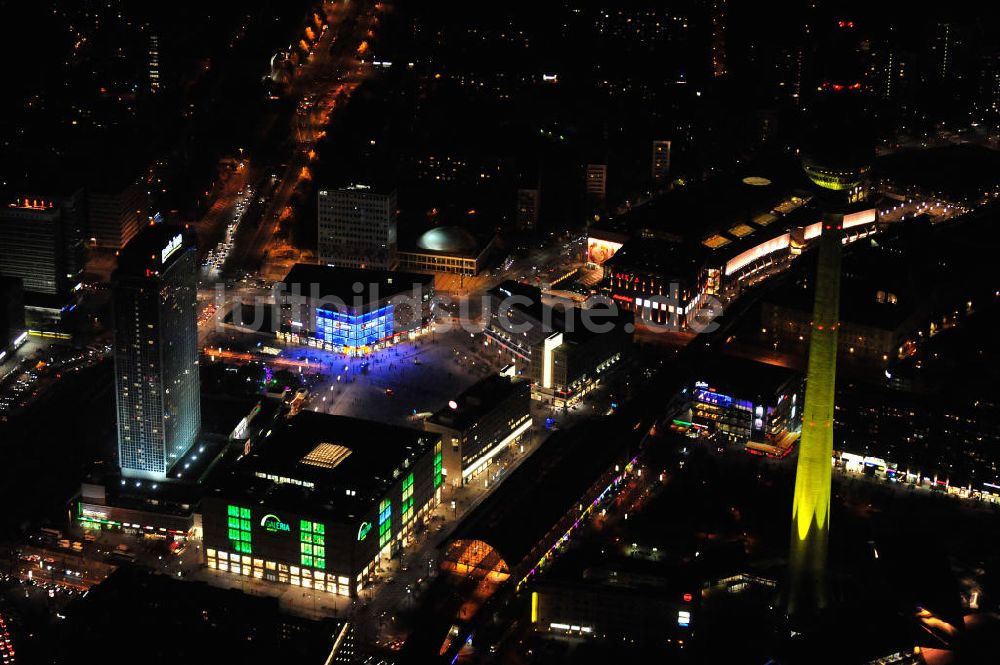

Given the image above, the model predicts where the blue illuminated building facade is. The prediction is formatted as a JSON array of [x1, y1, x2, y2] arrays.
[[278, 263, 435, 355], [316, 304, 395, 349]]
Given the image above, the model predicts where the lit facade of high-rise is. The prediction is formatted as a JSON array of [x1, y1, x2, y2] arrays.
[[112, 225, 200, 480], [317, 185, 397, 270], [585, 164, 607, 201], [651, 140, 671, 187], [0, 192, 85, 304], [516, 187, 540, 231]]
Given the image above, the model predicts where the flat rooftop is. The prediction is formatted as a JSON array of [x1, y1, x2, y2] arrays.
[[603, 235, 706, 283], [426, 374, 528, 432], [57, 567, 342, 663], [765, 231, 928, 332], [489, 280, 632, 342], [691, 354, 800, 402], [115, 223, 194, 277], [601, 153, 811, 241], [207, 411, 440, 523], [279, 263, 434, 308], [605, 201, 821, 282]]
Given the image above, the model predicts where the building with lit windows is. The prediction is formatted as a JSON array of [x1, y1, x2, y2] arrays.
[[596, 163, 877, 332], [0, 612, 14, 665], [711, 0, 727, 77], [87, 180, 143, 250], [651, 140, 671, 187], [585, 164, 607, 201], [672, 356, 802, 455], [762, 220, 935, 363], [484, 281, 632, 406], [0, 191, 85, 312], [516, 187, 540, 231], [530, 559, 698, 645], [112, 224, 201, 481], [424, 374, 532, 487], [276, 263, 435, 355], [317, 185, 397, 270], [203, 411, 443, 598]]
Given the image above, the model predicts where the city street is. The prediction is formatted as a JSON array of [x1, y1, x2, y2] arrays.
[[224, 2, 379, 281]]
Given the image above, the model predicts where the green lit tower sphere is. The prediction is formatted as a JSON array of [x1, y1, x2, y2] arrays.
[[784, 20, 872, 622]]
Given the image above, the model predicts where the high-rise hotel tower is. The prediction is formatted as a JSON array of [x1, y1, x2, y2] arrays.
[[112, 224, 200, 480]]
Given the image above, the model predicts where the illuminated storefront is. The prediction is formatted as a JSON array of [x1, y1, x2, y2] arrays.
[[316, 303, 393, 348], [277, 263, 434, 356], [76, 500, 193, 539], [205, 506, 355, 596], [424, 374, 532, 486], [673, 358, 803, 452]]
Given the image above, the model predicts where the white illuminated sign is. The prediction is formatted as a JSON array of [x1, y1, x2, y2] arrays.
[[161, 234, 183, 264]]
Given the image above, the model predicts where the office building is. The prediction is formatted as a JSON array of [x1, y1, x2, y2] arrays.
[[112, 224, 201, 480], [652, 140, 671, 187], [516, 188, 540, 231], [932, 22, 954, 81], [762, 223, 933, 363], [585, 164, 607, 201], [531, 559, 697, 644], [148, 34, 161, 93], [424, 374, 532, 487], [974, 52, 1000, 133], [276, 263, 435, 354], [485, 281, 632, 406], [317, 185, 397, 270], [87, 181, 144, 250], [0, 191, 85, 309], [203, 411, 443, 597]]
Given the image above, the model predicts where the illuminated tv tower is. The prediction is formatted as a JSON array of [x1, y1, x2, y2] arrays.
[[785, 20, 871, 619]]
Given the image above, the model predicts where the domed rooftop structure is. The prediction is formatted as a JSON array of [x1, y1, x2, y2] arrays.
[[416, 226, 479, 255]]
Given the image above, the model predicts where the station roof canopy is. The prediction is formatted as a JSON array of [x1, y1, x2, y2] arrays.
[[444, 405, 651, 572]]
